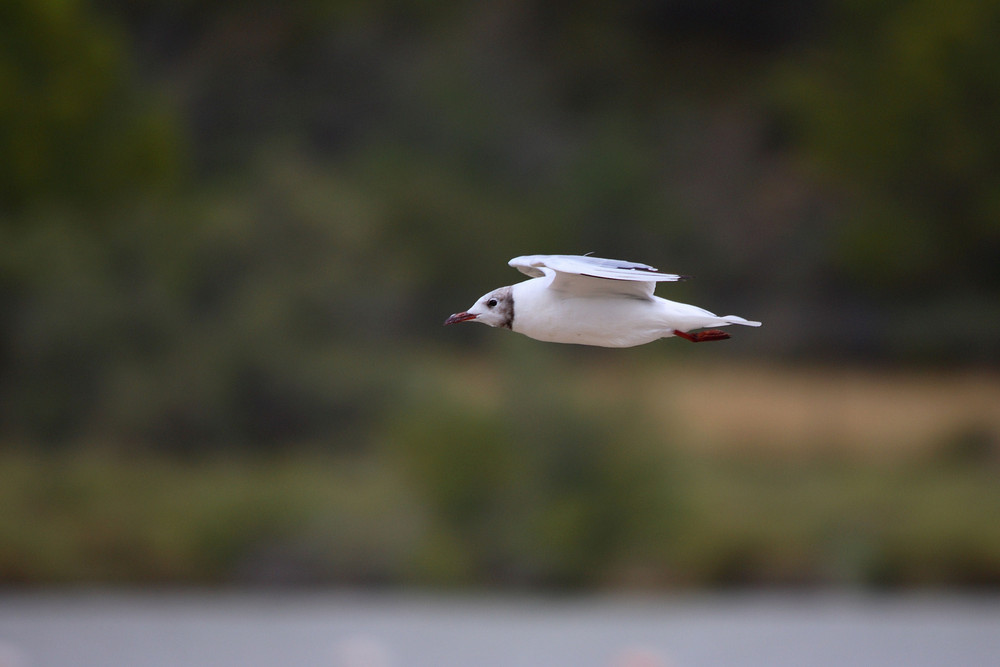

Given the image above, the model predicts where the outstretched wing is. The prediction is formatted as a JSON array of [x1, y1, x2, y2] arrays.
[[508, 254, 688, 299]]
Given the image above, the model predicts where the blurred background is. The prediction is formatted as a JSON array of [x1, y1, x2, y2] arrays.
[[2, 0, 1000, 610]]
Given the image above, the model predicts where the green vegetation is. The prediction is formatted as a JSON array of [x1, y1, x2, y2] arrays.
[[1, 357, 998, 589], [1, 436, 997, 589]]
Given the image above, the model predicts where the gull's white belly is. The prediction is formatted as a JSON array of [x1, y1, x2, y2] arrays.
[[511, 288, 668, 348]]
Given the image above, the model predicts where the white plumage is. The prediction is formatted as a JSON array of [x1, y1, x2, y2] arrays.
[[444, 254, 760, 348]]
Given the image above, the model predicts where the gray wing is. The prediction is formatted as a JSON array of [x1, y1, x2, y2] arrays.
[[508, 254, 688, 299]]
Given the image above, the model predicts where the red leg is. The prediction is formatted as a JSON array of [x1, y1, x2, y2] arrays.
[[674, 329, 730, 342]]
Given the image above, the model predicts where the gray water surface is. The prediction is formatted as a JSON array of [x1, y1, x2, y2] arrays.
[[1, 591, 998, 667]]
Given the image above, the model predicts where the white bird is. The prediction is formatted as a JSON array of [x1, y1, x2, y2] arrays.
[[444, 254, 761, 347]]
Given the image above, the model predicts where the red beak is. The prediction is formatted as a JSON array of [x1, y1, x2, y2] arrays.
[[444, 311, 477, 325]]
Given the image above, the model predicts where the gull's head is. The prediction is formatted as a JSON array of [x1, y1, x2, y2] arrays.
[[444, 286, 513, 329]]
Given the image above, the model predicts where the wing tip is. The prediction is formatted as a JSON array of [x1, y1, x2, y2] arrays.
[[509, 254, 690, 281]]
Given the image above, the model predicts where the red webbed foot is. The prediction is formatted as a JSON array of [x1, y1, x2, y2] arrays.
[[674, 329, 731, 342]]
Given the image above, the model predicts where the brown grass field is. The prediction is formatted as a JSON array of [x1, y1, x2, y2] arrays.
[[435, 351, 1000, 459], [635, 361, 1000, 459]]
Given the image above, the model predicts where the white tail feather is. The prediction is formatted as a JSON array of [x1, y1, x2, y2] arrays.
[[721, 315, 762, 327]]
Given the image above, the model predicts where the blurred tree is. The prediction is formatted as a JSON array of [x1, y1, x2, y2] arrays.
[[384, 363, 677, 588], [0, 0, 181, 216], [0, 0, 184, 444], [780, 0, 1000, 294]]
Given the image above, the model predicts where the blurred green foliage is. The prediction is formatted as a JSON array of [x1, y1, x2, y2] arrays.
[[2, 0, 998, 446], [0, 0, 180, 213], [383, 355, 677, 586], [1, 439, 998, 588], [778, 0, 1000, 293], [2, 0, 1000, 589]]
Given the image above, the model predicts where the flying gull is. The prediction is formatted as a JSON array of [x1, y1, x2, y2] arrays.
[[444, 254, 761, 347]]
